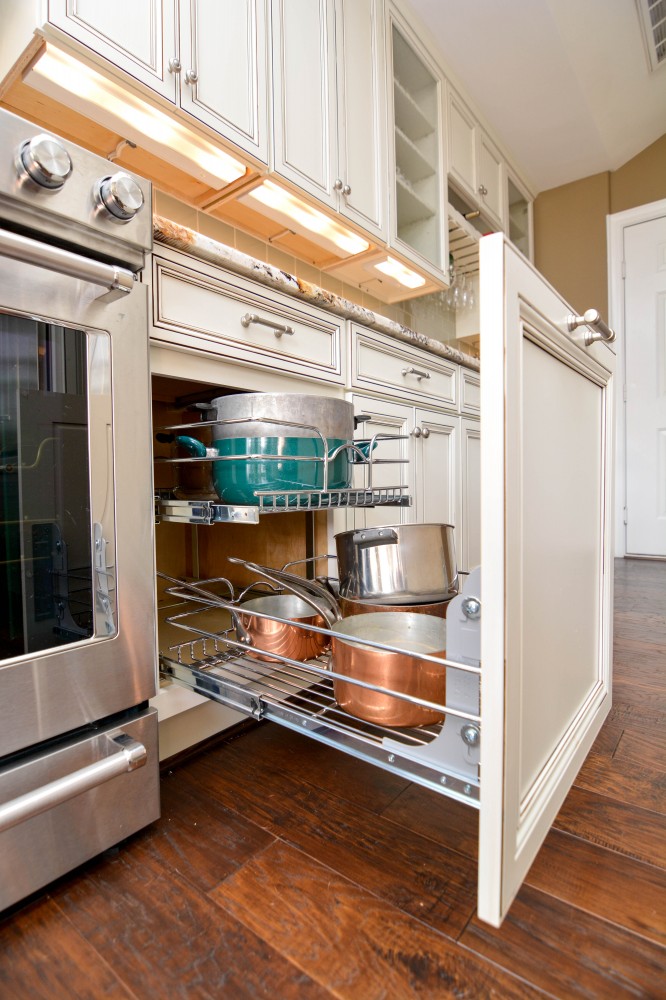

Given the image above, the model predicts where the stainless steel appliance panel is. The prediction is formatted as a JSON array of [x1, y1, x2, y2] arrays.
[[0, 708, 160, 911]]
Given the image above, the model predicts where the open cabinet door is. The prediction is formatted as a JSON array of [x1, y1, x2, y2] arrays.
[[477, 234, 615, 925]]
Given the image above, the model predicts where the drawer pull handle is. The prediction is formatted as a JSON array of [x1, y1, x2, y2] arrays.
[[241, 312, 295, 338], [567, 309, 616, 346], [402, 366, 431, 381]]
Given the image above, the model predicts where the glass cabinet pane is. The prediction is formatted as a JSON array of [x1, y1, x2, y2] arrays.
[[507, 176, 531, 257]]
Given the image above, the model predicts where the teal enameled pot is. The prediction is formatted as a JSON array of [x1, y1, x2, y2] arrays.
[[174, 393, 356, 505]]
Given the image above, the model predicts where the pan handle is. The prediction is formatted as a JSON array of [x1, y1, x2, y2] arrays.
[[228, 557, 341, 625], [351, 527, 399, 547]]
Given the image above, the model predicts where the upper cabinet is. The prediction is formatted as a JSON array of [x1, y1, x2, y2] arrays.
[[48, 0, 269, 165], [447, 84, 504, 231], [505, 171, 533, 260], [388, 7, 447, 281], [271, 0, 387, 242]]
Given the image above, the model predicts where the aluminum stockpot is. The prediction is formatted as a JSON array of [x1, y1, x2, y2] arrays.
[[238, 594, 330, 663], [335, 523, 458, 605], [331, 612, 447, 727]]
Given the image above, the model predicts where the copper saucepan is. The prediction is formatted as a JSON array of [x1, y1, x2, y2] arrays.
[[331, 612, 447, 727]]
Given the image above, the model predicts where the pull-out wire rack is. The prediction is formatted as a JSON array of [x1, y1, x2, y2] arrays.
[[154, 415, 412, 522], [159, 573, 483, 805]]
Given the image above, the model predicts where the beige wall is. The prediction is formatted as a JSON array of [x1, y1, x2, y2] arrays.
[[533, 135, 666, 315]]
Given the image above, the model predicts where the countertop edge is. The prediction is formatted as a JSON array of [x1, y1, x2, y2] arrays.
[[153, 216, 480, 374]]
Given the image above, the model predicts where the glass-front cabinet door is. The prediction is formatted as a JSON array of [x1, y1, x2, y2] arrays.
[[0, 315, 115, 658], [388, 7, 447, 282]]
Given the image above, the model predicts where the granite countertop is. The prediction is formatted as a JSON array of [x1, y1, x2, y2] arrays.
[[153, 216, 480, 373]]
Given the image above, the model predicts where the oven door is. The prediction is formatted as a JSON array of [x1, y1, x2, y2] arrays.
[[0, 233, 157, 757]]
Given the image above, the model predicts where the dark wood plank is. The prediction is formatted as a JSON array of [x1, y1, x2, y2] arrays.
[[613, 727, 666, 774], [380, 784, 479, 860], [573, 747, 666, 815], [0, 896, 133, 1000], [222, 721, 410, 813], [525, 829, 666, 946], [461, 883, 666, 1000], [182, 747, 479, 938], [51, 843, 331, 1000], [212, 840, 544, 999], [553, 785, 666, 868], [585, 708, 625, 757]]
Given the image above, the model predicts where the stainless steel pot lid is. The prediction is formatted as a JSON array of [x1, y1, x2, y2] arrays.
[[240, 594, 322, 619]]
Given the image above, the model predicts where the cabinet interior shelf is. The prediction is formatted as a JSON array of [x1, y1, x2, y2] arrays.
[[394, 125, 435, 183], [393, 78, 435, 142], [396, 176, 436, 227]]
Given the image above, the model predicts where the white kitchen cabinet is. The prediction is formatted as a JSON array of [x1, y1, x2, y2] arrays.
[[48, 0, 269, 164], [350, 324, 458, 409], [447, 84, 504, 231], [388, 4, 447, 280], [345, 394, 458, 535], [271, 0, 387, 241], [459, 416, 480, 574]]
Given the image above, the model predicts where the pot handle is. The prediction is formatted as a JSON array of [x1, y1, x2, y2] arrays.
[[351, 527, 399, 547]]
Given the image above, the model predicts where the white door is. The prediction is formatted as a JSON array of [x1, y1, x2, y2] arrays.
[[414, 408, 458, 527], [179, 0, 268, 164], [49, 0, 178, 101], [271, 0, 337, 206], [460, 416, 481, 574], [334, 0, 387, 241], [478, 234, 614, 926], [624, 213, 666, 556]]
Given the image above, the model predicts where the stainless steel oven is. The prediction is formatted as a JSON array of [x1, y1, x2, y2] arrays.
[[0, 108, 159, 910]]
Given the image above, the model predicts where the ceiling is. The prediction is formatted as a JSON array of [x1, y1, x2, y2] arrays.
[[408, 0, 666, 194]]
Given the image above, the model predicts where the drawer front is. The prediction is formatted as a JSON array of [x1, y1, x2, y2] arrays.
[[460, 367, 481, 415], [351, 326, 457, 408], [151, 252, 343, 384]]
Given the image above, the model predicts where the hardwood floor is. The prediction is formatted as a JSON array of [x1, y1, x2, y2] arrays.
[[1, 558, 664, 998]]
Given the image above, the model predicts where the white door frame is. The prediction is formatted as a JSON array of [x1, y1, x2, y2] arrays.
[[607, 198, 666, 557]]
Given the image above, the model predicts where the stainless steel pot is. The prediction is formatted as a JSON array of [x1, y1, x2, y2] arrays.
[[331, 612, 447, 727], [334, 523, 458, 605]]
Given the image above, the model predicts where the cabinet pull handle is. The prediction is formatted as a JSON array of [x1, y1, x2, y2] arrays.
[[342, 184, 352, 196], [421, 426, 430, 439], [567, 309, 616, 346], [241, 312, 295, 338], [333, 178, 343, 191], [402, 366, 431, 381], [411, 426, 422, 438], [184, 69, 198, 85], [168, 58, 181, 74], [478, 184, 488, 196]]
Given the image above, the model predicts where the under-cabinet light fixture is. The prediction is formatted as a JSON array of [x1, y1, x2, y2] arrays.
[[374, 256, 426, 289], [239, 179, 370, 257], [24, 44, 247, 189]]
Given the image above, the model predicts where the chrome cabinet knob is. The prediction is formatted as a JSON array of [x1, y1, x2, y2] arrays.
[[97, 172, 145, 221], [168, 57, 182, 73], [18, 134, 73, 189], [333, 178, 344, 191], [478, 184, 488, 196], [184, 69, 198, 85], [411, 426, 422, 438], [342, 184, 352, 196], [421, 426, 430, 439]]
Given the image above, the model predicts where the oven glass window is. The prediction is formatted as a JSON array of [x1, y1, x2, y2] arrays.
[[0, 314, 115, 657]]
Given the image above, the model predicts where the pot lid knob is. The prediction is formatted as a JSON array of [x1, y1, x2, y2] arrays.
[[18, 134, 73, 189]]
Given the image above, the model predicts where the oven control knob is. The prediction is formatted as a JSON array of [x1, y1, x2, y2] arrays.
[[97, 172, 145, 221], [18, 134, 73, 189]]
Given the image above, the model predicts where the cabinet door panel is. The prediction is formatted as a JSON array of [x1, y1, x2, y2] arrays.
[[349, 395, 413, 529], [477, 131, 503, 229], [447, 86, 476, 201], [272, 0, 337, 205], [460, 417, 480, 575], [49, 0, 178, 100], [415, 409, 458, 528], [478, 234, 614, 926], [335, 0, 386, 240], [179, 0, 268, 162]]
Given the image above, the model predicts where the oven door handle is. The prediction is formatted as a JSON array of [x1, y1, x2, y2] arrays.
[[0, 734, 147, 834], [0, 226, 135, 301]]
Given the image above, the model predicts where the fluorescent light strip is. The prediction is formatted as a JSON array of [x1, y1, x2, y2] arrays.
[[25, 44, 247, 189], [240, 180, 370, 257], [374, 257, 426, 289]]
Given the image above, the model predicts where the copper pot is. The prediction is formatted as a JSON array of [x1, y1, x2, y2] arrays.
[[338, 595, 448, 619], [331, 612, 446, 727], [237, 594, 329, 663]]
